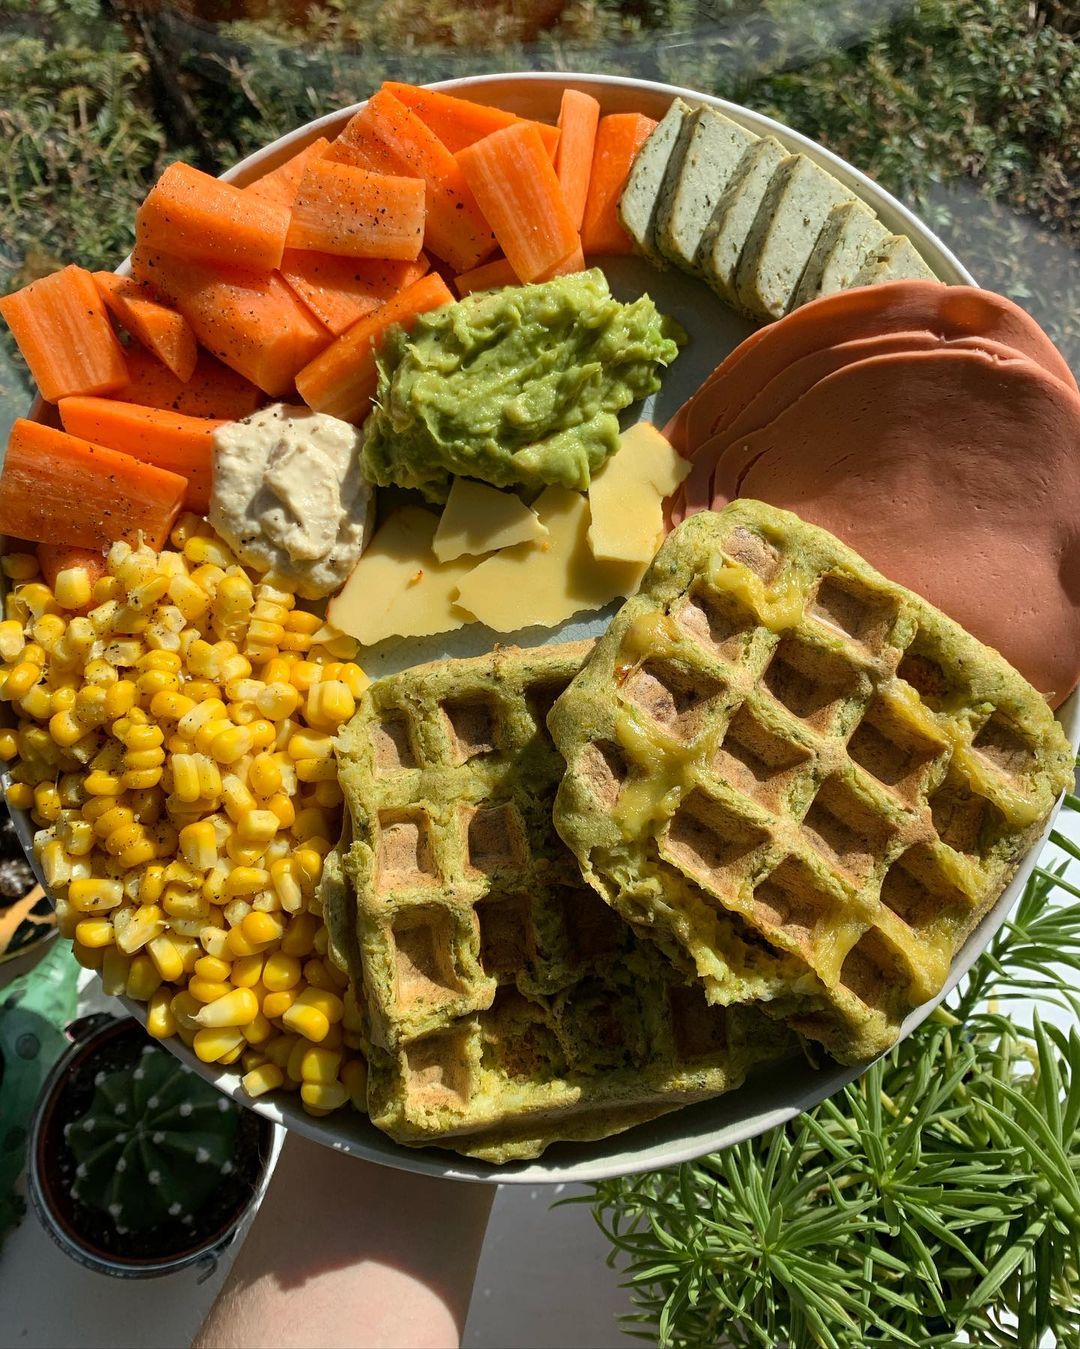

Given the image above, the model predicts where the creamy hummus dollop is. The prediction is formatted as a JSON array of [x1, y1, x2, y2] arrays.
[[210, 404, 372, 599]]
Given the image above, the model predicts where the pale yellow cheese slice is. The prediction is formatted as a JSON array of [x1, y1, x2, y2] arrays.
[[327, 508, 474, 648], [432, 478, 548, 562], [587, 422, 690, 564], [453, 487, 645, 633]]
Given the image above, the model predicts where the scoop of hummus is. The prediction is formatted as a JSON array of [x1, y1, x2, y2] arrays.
[[210, 404, 372, 599]]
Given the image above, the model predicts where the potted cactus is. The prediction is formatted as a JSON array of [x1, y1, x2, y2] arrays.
[[28, 1014, 275, 1277]]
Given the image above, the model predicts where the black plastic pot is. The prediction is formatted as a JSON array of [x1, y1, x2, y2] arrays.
[[27, 1013, 276, 1279]]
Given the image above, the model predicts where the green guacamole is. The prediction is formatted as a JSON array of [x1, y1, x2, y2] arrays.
[[361, 269, 684, 503]]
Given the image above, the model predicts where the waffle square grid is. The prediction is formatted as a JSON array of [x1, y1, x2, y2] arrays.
[[549, 501, 1074, 1065]]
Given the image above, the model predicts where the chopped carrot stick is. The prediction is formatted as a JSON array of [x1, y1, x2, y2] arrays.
[[540, 243, 586, 280], [296, 273, 454, 423], [287, 160, 427, 261], [457, 124, 579, 284], [326, 119, 398, 174], [0, 420, 186, 552], [110, 347, 262, 421], [93, 272, 197, 383], [58, 397, 221, 514], [581, 113, 657, 255], [383, 83, 560, 159], [327, 90, 495, 272], [131, 246, 330, 397], [555, 90, 601, 231], [454, 256, 518, 297], [37, 543, 107, 600], [280, 250, 430, 336], [0, 265, 128, 403], [136, 161, 291, 273], [244, 137, 330, 210]]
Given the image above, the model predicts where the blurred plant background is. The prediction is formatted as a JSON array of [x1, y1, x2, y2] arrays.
[[1, 0, 1078, 427]]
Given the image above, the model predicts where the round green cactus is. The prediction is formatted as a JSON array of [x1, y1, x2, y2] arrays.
[[66, 1045, 239, 1233]]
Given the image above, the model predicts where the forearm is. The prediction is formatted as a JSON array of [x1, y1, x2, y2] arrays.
[[194, 1133, 495, 1349]]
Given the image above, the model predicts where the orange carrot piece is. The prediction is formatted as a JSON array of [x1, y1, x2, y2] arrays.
[[383, 83, 560, 159], [110, 347, 262, 421], [0, 265, 128, 403], [296, 273, 454, 423], [581, 113, 657, 255], [58, 397, 221, 514], [280, 250, 430, 336], [244, 137, 330, 210], [456, 124, 579, 284], [131, 247, 330, 397], [540, 243, 586, 280], [136, 161, 290, 273], [287, 160, 426, 261], [555, 90, 601, 231], [37, 543, 107, 600], [326, 118, 399, 174], [0, 420, 185, 552], [93, 272, 197, 383], [454, 256, 518, 296], [327, 90, 495, 272]]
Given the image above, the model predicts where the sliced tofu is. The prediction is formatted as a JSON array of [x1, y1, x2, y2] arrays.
[[734, 155, 857, 320], [790, 200, 887, 309], [617, 98, 693, 261], [655, 107, 758, 273], [698, 136, 787, 305], [853, 233, 937, 285]]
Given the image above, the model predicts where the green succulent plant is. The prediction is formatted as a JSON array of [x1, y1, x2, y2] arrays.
[[66, 1044, 239, 1233]]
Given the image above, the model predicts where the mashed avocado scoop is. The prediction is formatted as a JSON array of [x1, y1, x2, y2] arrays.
[[361, 269, 684, 503]]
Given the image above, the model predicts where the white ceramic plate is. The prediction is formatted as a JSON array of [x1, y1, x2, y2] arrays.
[[9, 73, 1078, 1183]]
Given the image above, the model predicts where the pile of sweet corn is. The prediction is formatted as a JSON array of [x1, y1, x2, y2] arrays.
[[0, 520, 370, 1117]]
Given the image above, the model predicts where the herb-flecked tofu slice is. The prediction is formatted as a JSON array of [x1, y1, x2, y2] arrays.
[[617, 98, 693, 261], [698, 136, 787, 305], [790, 200, 887, 309], [734, 154, 857, 320], [655, 107, 758, 273], [853, 233, 937, 285]]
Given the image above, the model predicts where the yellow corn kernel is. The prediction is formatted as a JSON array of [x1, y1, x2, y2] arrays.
[[72, 686, 108, 729], [126, 953, 162, 1001], [195, 986, 259, 1028], [75, 918, 115, 948], [261, 1034, 295, 1070], [248, 753, 282, 798], [300, 1081, 349, 1114], [245, 719, 276, 752], [300, 1045, 342, 1085], [220, 775, 257, 821], [4, 662, 42, 701], [242, 1010, 274, 1046], [306, 681, 356, 729], [242, 1062, 284, 1097], [255, 681, 300, 721], [101, 680, 137, 720], [234, 810, 277, 849], [209, 725, 252, 765], [2, 551, 39, 581], [256, 952, 300, 1000], [302, 958, 337, 992], [280, 911, 319, 958], [121, 767, 164, 793], [0, 620, 25, 662], [162, 887, 210, 923], [342, 1057, 367, 1109], [221, 866, 268, 899], [17, 685, 52, 723], [38, 839, 71, 889], [32, 782, 61, 825], [282, 1001, 330, 1043], [261, 988, 299, 1020], [68, 877, 123, 913], [313, 780, 344, 811], [72, 939, 105, 970], [193, 1025, 246, 1063], [147, 933, 185, 982], [263, 861, 300, 916], [114, 902, 165, 954], [288, 729, 334, 762], [169, 753, 203, 804], [168, 989, 202, 1033], [295, 757, 338, 784], [188, 974, 232, 1003], [100, 946, 131, 997], [83, 769, 124, 797], [53, 567, 92, 611], [5, 782, 33, 811], [179, 820, 217, 870], [199, 925, 230, 960], [242, 910, 286, 946], [293, 847, 324, 891], [285, 1036, 309, 1084], [193, 954, 231, 983], [231, 952, 265, 988], [146, 988, 178, 1039]]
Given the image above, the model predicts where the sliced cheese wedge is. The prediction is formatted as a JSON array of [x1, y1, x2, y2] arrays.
[[432, 477, 548, 562], [588, 423, 690, 564], [327, 507, 474, 648], [453, 487, 645, 633]]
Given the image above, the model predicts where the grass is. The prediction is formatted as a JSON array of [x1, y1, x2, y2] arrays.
[[1, 0, 1077, 416]]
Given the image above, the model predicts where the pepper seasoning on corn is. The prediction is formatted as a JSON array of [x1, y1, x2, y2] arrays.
[[0, 521, 370, 1117]]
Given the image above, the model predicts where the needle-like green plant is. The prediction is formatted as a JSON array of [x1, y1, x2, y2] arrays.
[[588, 785, 1080, 1348]]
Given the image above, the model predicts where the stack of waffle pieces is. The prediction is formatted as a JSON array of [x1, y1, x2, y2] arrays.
[[322, 501, 1072, 1160]]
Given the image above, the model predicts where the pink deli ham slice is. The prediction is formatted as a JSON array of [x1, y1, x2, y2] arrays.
[[731, 348, 1080, 704]]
